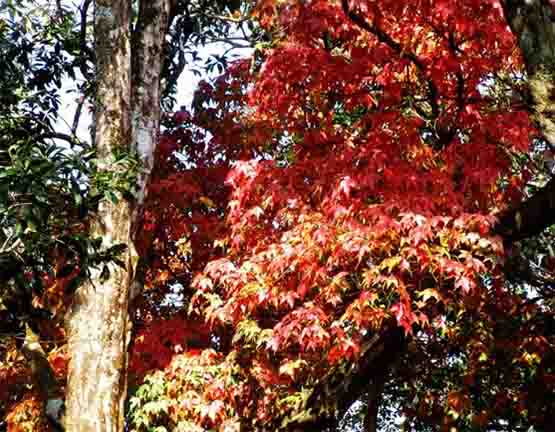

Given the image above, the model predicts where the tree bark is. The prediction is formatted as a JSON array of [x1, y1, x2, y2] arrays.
[[65, 1, 133, 430], [131, 0, 170, 208], [496, 1, 555, 241], [65, 1, 169, 430], [494, 177, 555, 242], [22, 324, 65, 427], [503, 0, 555, 145], [362, 328, 405, 432], [362, 380, 383, 432]]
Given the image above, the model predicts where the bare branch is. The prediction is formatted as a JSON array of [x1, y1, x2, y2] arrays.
[[38, 132, 79, 147], [202, 13, 249, 23], [78, 0, 93, 81], [71, 94, 85, 136]]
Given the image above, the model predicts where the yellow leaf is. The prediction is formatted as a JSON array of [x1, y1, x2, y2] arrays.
[[417, 288, 442, 303], [379, 256, 402, 273], [199, 196, 215, 208]]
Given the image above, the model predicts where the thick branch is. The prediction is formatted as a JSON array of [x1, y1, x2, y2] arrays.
[[502, 1, 555, 145], [329, 326, 407, 431], [78, 0, 93, 81], [22, 325, 64, 427], [38, 132, 79, 147], [495, 176, 555, 242], [502, 0, 555, 75], [131, 0, 171, 207]]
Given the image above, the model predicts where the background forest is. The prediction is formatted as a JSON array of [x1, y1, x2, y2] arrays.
[[1, 1, 554, 431]]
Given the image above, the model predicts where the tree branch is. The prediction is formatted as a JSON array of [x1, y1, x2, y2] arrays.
[[202, 13, 249, 23], [71, 94, 85, 137], [494, 176, 555, 242], [78, 0, 93, 81], [38, 132, 79, 147], [307, 326, 406, 431], [341, 0, 439, 119]]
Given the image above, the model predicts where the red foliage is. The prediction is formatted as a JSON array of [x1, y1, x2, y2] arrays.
[[5, 392, 52, 432], [129, 316, 211, 382], [128, 1, 554, 430]]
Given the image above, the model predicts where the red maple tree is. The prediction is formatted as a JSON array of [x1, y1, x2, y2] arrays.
[[126, 1, 554, 430]]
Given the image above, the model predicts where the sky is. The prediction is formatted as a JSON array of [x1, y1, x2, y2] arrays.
[[55, 54, 207, 142], [56, 30, 252, 144]]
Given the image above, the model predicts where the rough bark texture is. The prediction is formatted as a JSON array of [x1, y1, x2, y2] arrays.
[[131, 0, 170, 208], [65, 1, 133, 430], [22, 325, 65, 426], [129, 0, 171, 301], [495, 177, 555, 242], [504, 0, 555, 144], [65, 1, 169, 430], [496, 1, 555, 241]]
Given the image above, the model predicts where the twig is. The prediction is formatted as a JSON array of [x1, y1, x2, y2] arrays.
[[71, 94, 85, 136], [341, 0, 440, 119]]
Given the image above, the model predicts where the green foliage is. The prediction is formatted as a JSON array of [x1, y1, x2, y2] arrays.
[[333, 104, 369, 128], [127, 351, 244, 432], [0, 0, 131, 332], [128, 374, 172, 431], [90, 149, 143, 204], [156, 0, 269, 113]]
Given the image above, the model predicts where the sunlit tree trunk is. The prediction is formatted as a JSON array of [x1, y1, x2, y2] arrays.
[[65, 0, 133, 429], [131, 0, 170, 208], [65, 0, 169, 430]]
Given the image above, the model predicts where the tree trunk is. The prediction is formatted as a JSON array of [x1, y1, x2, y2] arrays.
[[362, 328, 405, 432], [65, 0, 133, 430], [495, 1, 555, 241], [504, 0, 555, 146], [363, 379, 385, 432], [131, 0, 170, 209], [65, 0, 169, 430], [327, 327, 405, 432]]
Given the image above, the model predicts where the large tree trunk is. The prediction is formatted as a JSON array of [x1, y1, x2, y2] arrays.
[[65, 0, 133, 430], [504, 0, 555, 146], [496, 1, 555, 241], [65, 0, 169, 430]]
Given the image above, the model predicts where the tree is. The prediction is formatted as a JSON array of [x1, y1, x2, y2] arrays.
[[1, 0, 251, 430], [1, 4, 94, 427], [2, 0, 555, 431], [126, 1, 554, 431], [65, 0, 251, 430]]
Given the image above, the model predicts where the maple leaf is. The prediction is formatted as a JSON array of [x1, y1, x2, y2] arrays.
[[417, 288, 442, 303], [455, 275, 475, 294], [124, 0, 549, 430], [338, 176, 357, 197], [202, 400, 225, 423], [391, 301, 416, 335]]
